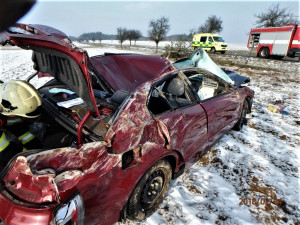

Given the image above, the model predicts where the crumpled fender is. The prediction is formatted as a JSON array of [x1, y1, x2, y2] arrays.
[[3, 142, 121, 203], [3, 156, 58, 203], [105, 84, 169, 154]]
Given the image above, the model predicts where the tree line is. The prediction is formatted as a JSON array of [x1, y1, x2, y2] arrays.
[[73, 3, 297, 53], [76, 32, 116, 43]]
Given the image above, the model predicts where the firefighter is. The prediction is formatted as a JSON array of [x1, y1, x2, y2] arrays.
[[0, 80, 43, 167]]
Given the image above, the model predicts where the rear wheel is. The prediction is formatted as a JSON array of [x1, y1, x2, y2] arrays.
[[233, 100, 248, 131], [221, 51, 226, 54], [127, 160, 172, 221], [258, 47, 270, 58], [210, 47, 216, 53]]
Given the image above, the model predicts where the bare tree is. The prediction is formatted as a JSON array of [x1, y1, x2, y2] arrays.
[[198, 15, 223, 33], [116, 27, 128, 48], [148, 16, 170, 53], [255, 3, 298, 27], [98, 33, 103, 44], [132, 30, 142, 45], [127, 29, 142, 46], [188, 28, 197, 40]]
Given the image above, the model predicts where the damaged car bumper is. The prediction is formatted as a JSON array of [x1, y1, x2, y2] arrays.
[[0, 190, 55, 225], [0, 190, 84, 225]]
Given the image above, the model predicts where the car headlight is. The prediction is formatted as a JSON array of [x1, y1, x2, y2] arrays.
[[54, 193, 85, 225]]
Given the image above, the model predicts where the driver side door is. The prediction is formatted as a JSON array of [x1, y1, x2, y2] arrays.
[[148, 73, 208, 166]]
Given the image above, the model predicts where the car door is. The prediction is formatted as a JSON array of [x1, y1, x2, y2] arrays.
[[208, 36, 214, 44], [201, 91, 240, 144], [147, 73, 207, 166], [200, 36, 207, 49], [184, 69, 241, 145]]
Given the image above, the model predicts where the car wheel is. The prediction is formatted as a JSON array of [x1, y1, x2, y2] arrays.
[[233, 101, 248, 131], [127, 160, 172, 221], [210, 47, 216, 53], [258, 47, 270, 58], [221, 51, 226, 54]]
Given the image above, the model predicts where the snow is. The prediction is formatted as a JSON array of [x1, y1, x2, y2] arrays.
[[227, 43, 248, 51], [81, 40, 177, 48], [0, 44, 299, 224], [79, 40, 248, 51]]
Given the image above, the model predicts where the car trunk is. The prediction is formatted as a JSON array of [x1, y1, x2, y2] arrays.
[[0, 24, 128, 174]]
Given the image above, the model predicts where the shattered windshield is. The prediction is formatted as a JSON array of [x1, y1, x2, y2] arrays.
[[173, 48, 234, 84]]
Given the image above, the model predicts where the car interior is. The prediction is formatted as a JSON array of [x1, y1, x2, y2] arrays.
[[148, 75, 193, 115], [38, 78, 128, 143], [184, 70, 227, 101]]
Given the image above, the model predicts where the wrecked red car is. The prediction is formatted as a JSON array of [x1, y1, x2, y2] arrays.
[[0, 24, 254, 225]]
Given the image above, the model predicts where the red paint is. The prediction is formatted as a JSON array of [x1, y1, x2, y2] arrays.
[[90, 54, 175, 92], [77, 110, 92, 147], [249, 25, 295, 33], [3, 157, 58, 204], [247, 24, 300, 57], [0, 193, 55, 225]]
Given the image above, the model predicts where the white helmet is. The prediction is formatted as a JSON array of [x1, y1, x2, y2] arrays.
[[0, 80, 42, 118]]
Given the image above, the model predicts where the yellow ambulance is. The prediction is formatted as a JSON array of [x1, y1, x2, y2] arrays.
[[192, 33, 228, 54]]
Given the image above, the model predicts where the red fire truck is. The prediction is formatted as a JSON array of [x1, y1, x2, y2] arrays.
[[247, 24, 300, 59]]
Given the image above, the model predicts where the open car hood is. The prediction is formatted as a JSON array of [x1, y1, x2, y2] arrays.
[[0, 23, 95, 110]]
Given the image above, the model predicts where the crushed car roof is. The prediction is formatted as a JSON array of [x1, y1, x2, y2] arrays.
[[90, 53, 174, 92]]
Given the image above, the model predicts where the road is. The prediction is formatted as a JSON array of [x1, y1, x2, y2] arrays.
[[223, 52, 300, 63]]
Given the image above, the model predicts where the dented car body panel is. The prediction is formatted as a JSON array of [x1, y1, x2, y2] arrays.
[[90, 54, 174, 92], [0, 24, 254, 225]]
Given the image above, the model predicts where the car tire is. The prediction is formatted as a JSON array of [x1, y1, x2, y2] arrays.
[[210, 47, 216, 53], [258, 47, 270, 58], [233, 100, 248, 131], [221, 51, 226, 54], [127, 160, 172, 221]]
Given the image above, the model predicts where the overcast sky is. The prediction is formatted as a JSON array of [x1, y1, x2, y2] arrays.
[[19, 0, 299, 43]]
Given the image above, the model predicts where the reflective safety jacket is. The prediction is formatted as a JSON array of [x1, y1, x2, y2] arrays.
[[0, 115, 42, 164]]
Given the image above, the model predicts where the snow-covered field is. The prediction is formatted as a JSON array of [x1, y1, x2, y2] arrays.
[[0, 44, 299, 225], [80, 40, 248, 51]]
